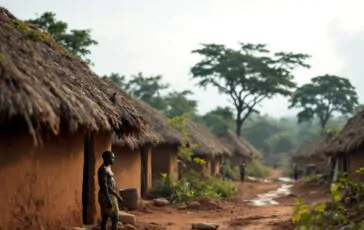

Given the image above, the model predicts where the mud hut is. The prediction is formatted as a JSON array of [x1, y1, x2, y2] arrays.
[[218, 129, 252, 169], [0, 7, 146, 229], [107, 90, 184, 197], [291, 140, 325, 176], [319, 111, 364, 181], [183, 121, 232, 177]]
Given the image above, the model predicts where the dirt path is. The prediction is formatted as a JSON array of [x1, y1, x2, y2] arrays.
[[132, 181, 294, 229], [131, 170, 327, 229]]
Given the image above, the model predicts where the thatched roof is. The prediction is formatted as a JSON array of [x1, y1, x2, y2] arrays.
[[106, 85, 184, 150], [185, 120, 231, 156], [239, 137, 262, 159], [291, 140, 321, 160], [217, 129, 251, 159], [0, 7, 146, 141], [319, 112, 364, 155]]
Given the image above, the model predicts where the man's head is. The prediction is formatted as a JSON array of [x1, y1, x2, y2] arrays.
[[102, 150, 115, 166]]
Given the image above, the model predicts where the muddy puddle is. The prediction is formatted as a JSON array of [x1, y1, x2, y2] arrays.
[[247, 177, 294, 206]]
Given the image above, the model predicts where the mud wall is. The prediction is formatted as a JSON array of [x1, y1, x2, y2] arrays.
[[0, 131, 85, 230], [112, 146, 141, 196], [348, 151, 364, 181], [152, 145, 179, 184]]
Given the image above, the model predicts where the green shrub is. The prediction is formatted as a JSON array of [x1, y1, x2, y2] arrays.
[[245, 159, 270, 178], [293, 168, 364, 229], [150, 172, 237, 203], [302, 173, 320, 185]]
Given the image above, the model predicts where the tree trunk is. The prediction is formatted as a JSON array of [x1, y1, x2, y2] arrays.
[[236, 110, 243, 136]]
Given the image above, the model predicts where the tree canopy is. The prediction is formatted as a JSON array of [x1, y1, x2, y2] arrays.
[[190, 43, 311, 136], [27, 12, 98, 64], [289, 74, 359, 132]]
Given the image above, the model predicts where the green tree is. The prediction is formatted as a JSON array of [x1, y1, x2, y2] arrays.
[[27, 12, 98, 64], [199, 107, 236, 135], [265, 133, 296, 155], [125, 72, 169, 111], [163, 90, 198, 118], [103, 73, 127, 88], [191, 43, 310, 136], [289, 74, 358, 133]]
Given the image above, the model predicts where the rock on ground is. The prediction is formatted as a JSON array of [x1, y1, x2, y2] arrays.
[[153, 198, 170, 207]]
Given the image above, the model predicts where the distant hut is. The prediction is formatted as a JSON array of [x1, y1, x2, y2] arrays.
[[319, 111, 364, 181], [0, 7, 145, 229], [108, 93, 184, 197], [218, 129, 252, 168], [291, 140, 325, 176], [183, 121, 232, 177]]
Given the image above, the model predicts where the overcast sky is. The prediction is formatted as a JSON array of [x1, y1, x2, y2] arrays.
[[1, 0, 363, 117]]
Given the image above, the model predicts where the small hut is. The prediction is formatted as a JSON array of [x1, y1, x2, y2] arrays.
[[291, 140, 326, 176], [0, 7, 146, 229], [106, 91, 185, 193], [183, 121, 232, 177], [218, 129, 252, 168], [319, 111, 364, 181]]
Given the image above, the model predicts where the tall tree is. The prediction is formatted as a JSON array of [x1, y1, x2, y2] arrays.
[[163, 90, 198, 118], [199, 107, 236, 135], [191, 43, 310, 136], [289, 74, 358, 132], [27, 12, 98, 64], [124, 72, 170, 111]]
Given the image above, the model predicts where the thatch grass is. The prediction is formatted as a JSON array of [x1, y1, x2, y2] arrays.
[[104, 81, 184, 150], [319, 112, 364, 156], [218, 129, 251, 159], [0, 7, 146, 142], [185, 120, 231, 156]]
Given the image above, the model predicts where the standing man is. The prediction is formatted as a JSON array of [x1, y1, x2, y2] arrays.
[[293, 163, 299, 182], [98, 151, 123, 230], [239, 160, 246, 182]]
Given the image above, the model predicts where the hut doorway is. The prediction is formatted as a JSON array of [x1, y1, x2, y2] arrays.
[[82, 134, 96, 224], [210, 158, 216, 176], [140, 146, 148, 198]]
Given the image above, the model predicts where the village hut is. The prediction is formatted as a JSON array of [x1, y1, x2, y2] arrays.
[[291, 140, 326, 176], [105, 88, 184, 197], [0, 7, 146, 229], [218, 129, 252, 168], [182, 121, 232, 177], [319, 111, 364, 181]]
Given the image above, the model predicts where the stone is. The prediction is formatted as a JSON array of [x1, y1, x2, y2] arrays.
[[119, 211, 136, 225], [187, 201, 201, 209], [124, 224, 136, 230], [191, 222, 219, 229], [153, 198, 170, 207]]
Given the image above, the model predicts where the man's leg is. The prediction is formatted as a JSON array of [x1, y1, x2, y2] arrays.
[[111, 215, 118, 230], [100, 214, 108, 230]]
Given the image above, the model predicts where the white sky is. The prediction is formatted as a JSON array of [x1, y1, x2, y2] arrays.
[[1, 0, 363, 117]]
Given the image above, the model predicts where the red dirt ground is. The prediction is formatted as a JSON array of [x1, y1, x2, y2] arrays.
[[130, 170, 329, 230]]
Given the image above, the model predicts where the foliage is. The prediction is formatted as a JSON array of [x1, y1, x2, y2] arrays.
[[289, 74, 359, 133], [164, 90, 198, 118], [150, 173, 237, 203], [302, 174, 320, 185], [199, 106, 236, 135], [191, 42, 310, 136], [26, 12, 97, 64], [168, 113, 202, 164], [293, 170, 364, 229], [245, 159, 270, 178], [222, 160, 240, 180]]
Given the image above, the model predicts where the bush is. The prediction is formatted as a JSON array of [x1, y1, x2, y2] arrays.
[[150, 172, 238, 204], [245, 159, 270, 178], [293, 168, 364, 229], [302, 173, 320, 185]]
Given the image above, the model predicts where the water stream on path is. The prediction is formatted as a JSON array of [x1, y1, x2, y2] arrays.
[[248, 177, 294, 206]]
